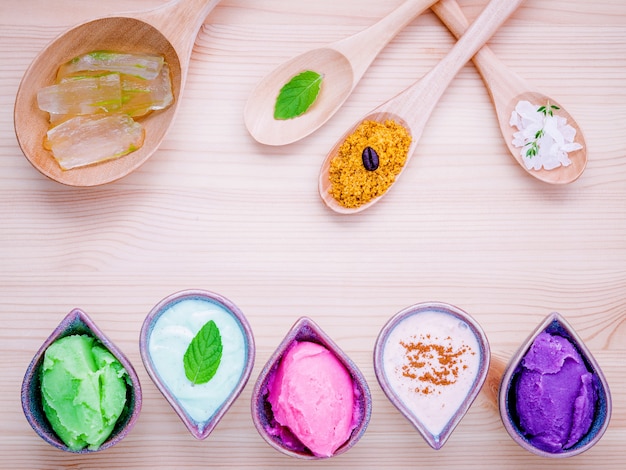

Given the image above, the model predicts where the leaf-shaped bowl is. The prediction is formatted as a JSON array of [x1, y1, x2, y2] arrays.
[[251, 316, 372, 459], [21, 308, 142, 453], [499, 312, 611, 458], [373, 301, 490, 449], [140, 289, 255, 440]]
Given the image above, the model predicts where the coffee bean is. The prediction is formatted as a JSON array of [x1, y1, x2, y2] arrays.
[[361, 146, 379, 171]]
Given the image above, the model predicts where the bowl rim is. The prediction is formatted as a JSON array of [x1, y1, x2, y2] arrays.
[[139, 288, 256, 440], [20, 308, 142, 453], [250, 316, 372, 459], [373, 300, 491, 450], [498, 311, 612, 458]]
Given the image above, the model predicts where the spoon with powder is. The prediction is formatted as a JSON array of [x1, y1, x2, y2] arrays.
[[431, 0, 586, 184], [14, 0, 221, 187], [244, 0, 441, 146], [319, 0, 526, 214]]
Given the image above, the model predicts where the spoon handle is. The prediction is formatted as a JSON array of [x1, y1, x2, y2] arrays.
[[134, 0, 221, 65], [333, 0, 439, 83], [379, 0, 525, 137], [431, 0, 529, 120], [432, 0, 586, 185]]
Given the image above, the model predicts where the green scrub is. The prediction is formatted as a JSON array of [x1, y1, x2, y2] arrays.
[[40, 334, 128, 451]]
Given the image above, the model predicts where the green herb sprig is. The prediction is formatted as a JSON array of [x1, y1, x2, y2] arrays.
[[274, 70, 323, 120], [183, 320, 223, 385], [524, 102, 560, 158]]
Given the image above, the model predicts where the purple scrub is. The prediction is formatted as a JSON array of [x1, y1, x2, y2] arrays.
[[515, 332, 597, 453]]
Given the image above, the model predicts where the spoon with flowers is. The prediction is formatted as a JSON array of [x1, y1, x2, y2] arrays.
[[431, 0, 586, 185]]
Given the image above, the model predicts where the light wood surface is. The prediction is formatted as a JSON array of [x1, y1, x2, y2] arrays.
[[1, 0, 625, 468]]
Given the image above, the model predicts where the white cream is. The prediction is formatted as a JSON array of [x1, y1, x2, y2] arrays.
[[382, 310, 481, 436], [148, 298, 247, 423]]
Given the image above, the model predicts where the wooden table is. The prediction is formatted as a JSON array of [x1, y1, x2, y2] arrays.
[[1, 0, 625, 468]]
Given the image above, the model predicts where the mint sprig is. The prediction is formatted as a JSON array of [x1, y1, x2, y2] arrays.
[[274, 70, 323, 120], [183, 320, 223, 385]]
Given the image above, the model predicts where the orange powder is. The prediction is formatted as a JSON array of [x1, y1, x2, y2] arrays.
[[328, 119, 411, 208], [399, 335, 474, 396]]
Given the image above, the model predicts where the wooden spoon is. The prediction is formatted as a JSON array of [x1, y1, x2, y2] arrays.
[[243, 0, 440, 146], [319, 0, 525, 214], [431, 0, 586, 184], [14, 0, 221, 187]]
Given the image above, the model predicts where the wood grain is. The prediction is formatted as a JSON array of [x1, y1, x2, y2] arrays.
[[1, 0, 625, 468]]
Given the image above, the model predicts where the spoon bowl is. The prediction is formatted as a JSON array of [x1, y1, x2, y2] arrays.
[[319, 110, 412, 215], [319, 0, 526, 214], [244, 0, 439, 146], [431, 0, 587, 184], [499, 92, 586, 184], [244, 49, 355, 146], [14, 0, 220, 186]]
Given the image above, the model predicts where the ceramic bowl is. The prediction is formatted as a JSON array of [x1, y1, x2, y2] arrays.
[[251, 316, 372, 459], [21, 308, 142, 453], [499, 312, 611, 458], [373, 301, 490, 449], [140, 289, 255, 440]]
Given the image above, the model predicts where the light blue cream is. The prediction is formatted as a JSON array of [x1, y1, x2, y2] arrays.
[[148, 298, 246, 423]]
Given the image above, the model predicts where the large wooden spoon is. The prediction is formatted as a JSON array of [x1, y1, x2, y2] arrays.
[[14, 0, 221, 187], [319, 0, 525, 214], [431, 0, 586, 184], [243, 0, 439, 146]]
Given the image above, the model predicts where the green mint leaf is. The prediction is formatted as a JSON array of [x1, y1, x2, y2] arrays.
[[183, 320, 223, 385], [274, 70, 323, 120]]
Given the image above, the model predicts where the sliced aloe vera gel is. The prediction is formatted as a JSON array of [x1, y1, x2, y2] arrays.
[[37, 50, 173, 169]]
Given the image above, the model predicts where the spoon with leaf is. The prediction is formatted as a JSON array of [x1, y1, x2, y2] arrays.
[[431, 0, 586, 184], [319, 0, 526, 214], [14, 0, 221, 187], [244, 0, 441, 146]]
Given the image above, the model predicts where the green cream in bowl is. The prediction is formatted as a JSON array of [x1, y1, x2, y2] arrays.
[[21, 309, 141, 453]]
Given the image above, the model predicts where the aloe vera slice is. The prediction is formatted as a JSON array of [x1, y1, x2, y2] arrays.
[[37, 74, 122, 115], [57, 67, 174, 118], [119, 64, 174, 117], [57, 51, 164, 80], [45, 114, 145, 170]]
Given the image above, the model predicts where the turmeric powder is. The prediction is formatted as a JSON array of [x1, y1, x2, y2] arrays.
[[328, 119, 411, 209]]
